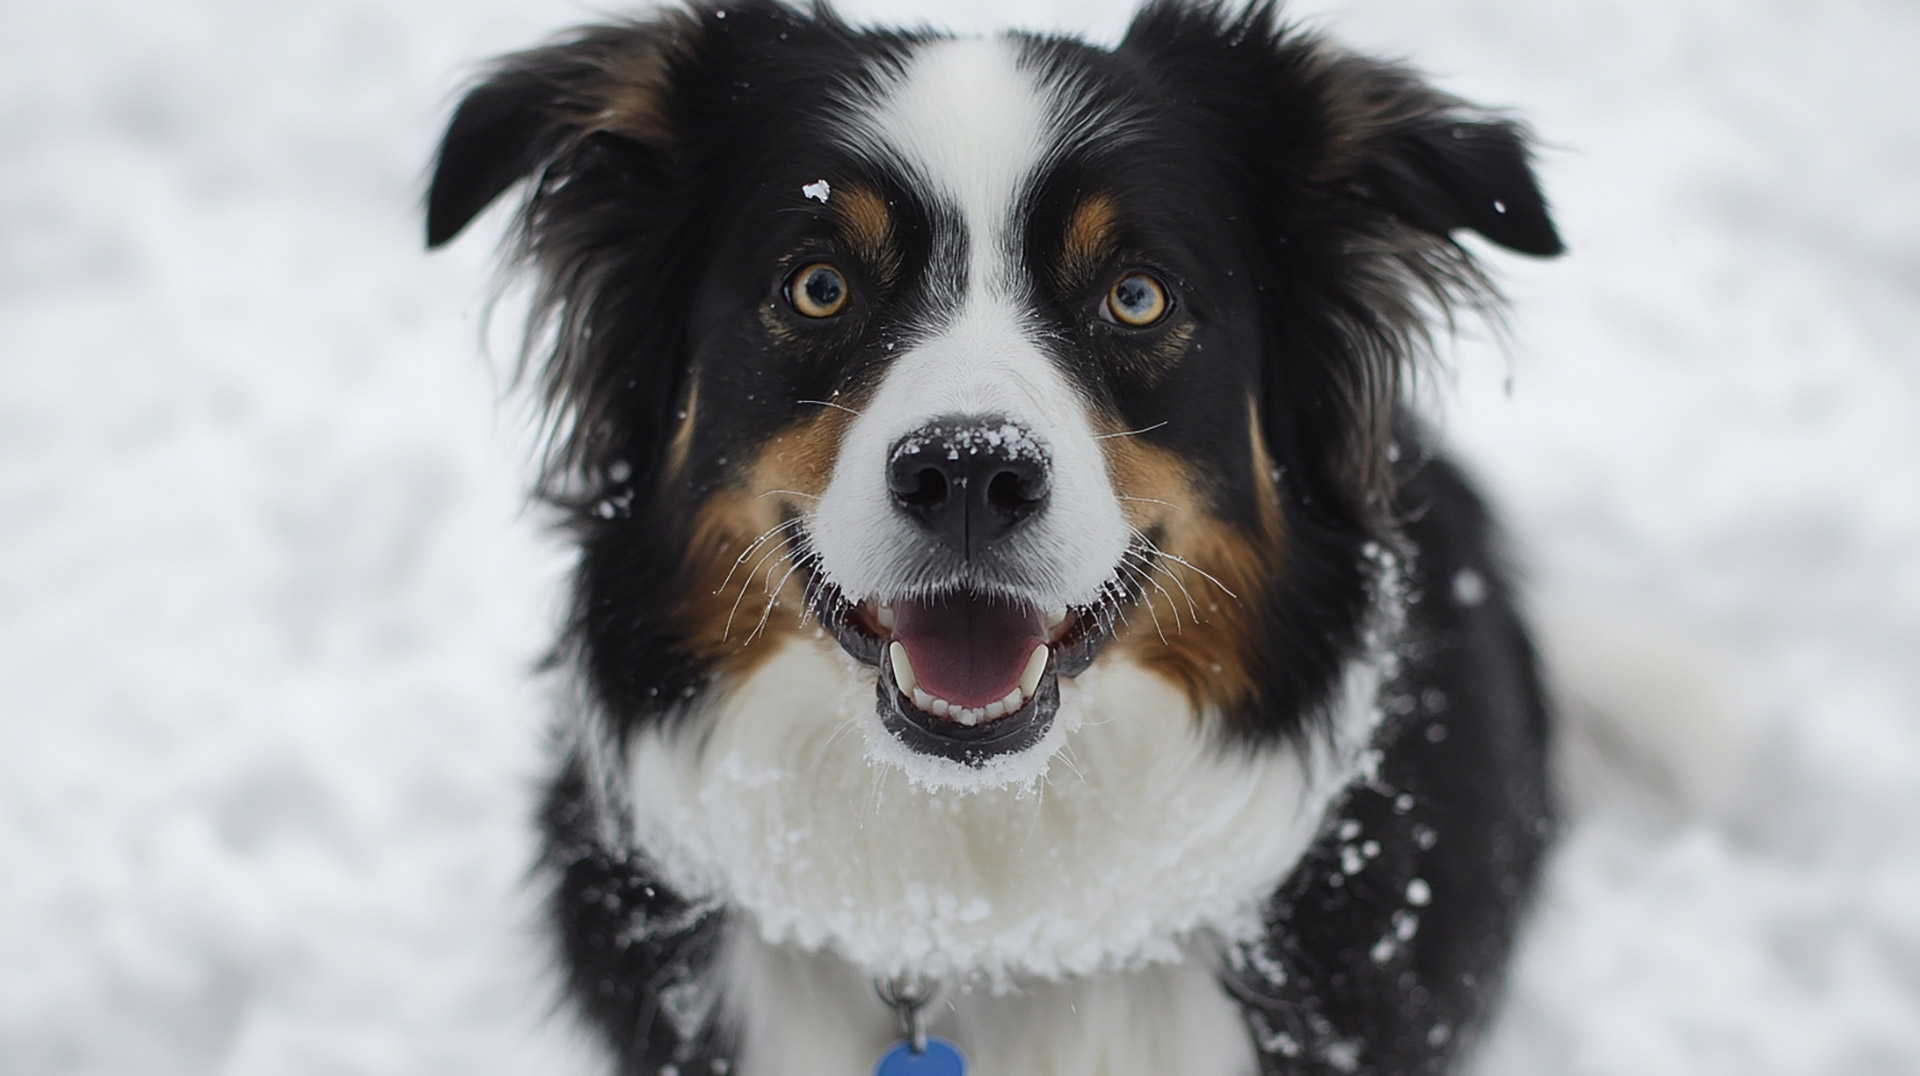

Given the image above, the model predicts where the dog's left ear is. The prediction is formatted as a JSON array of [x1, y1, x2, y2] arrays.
[[1119, 1, 1561, 258], [1328, 59, 1564, 257]]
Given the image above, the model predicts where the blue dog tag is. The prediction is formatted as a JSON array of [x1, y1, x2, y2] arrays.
[[874, 1038, 965, 1076]]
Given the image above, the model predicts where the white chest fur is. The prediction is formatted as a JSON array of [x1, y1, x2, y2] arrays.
[[620, 641, 1374, 1074]]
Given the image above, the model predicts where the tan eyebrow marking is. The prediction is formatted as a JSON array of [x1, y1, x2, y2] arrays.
[[1059, 192, 1122, 286], [832, 184, 901, 287]]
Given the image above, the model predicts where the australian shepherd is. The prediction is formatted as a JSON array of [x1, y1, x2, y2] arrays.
[[426, 1, 1562, 1072]]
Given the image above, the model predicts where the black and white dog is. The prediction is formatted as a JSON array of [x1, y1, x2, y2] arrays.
[[426, 1, 1561, 1071]]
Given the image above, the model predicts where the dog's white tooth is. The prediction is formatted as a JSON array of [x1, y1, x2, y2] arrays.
[[913, 687, 934, 711], [876, 604, 896, 631], [1001, 687, 1024, 710], [964, 708, 985, 725], [1045, 606, 1068, 633], [889, 641, 917, 695], [931, 698, 951, 717], [1019, 645, 1049, 697], [984, 700, 1006, 720]]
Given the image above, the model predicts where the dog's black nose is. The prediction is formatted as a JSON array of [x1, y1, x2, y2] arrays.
[[888, 416, 1052, 557]]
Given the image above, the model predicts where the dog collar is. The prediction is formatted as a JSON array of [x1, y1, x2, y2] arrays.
[[873, 974, 965, 1076]]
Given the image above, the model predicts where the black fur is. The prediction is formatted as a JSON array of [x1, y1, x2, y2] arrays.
[[1224, 446, 1553, 1073], [428, 1, 1558, 1072]]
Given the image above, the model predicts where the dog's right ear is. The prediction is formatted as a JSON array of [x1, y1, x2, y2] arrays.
[[425, 18, 696, 249]]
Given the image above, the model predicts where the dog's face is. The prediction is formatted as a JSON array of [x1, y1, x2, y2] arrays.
[[427, 0, 1557, 774]]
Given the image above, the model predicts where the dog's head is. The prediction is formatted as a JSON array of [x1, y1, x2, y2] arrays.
[[428, 0, 1558, 776]]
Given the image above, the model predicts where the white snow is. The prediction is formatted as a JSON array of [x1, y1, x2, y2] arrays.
[[4, 0, 1917, 1074], [1450, 567, 1487, 607]]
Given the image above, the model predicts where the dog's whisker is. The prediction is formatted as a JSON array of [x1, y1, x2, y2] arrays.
[[724, 533, 802, 641], [1093, 421, 1169, 441], [1155, 559, 1204, 622], [1055, 742, 1087, 784], [718, 517, 806, 593], [1117, 559, 1174, 642], [748, 550, 813, 643], [756, 488, 821, 502], [1157, 551, 1238, 602], [817, 716, 862, 777], [1117, 493, 1185, 513], [761, 535, 801, 593], [1130, 527, 1239, 603], [1019, 773, 1048, 853], [795, 397, 864, 417], [864, 761, 891, 822], [797, 568, 828, 629], [1129, 545, 1202, 623], [1136, 559, 1188, 635]]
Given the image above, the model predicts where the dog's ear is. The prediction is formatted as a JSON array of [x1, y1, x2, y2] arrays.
[[425, 19, 695, 248], [1322, 59, 1563, 258], [1120, 1, 1560, 258]]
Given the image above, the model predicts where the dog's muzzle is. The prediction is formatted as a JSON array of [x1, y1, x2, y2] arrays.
[[812, 414, 1112, 766]]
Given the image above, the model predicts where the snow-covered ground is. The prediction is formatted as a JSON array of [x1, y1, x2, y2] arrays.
[[4, 0, 1916, 1072]]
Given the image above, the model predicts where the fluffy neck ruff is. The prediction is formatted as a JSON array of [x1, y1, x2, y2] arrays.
[[622, 635, 1390, 986]]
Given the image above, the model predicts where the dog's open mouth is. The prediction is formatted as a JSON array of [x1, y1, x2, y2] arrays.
[[812, 579, 1114, 766]]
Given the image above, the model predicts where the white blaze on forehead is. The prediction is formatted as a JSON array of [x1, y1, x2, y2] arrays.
[[809, 35, 1131, 608], [847, 36, 1055, 295]]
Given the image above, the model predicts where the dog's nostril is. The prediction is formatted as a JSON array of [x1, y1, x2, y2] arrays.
[[897, 467, 949, 509], [987, 468, 1046, 515]]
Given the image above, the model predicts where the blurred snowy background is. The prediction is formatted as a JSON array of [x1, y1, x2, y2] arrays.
[[4, 0, 1916, 1072]]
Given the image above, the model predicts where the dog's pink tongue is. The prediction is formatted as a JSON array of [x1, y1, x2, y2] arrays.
[[893, 593, 1046, 709]]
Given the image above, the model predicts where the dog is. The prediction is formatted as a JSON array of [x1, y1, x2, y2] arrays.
[[426, 1, 1562, 1072]]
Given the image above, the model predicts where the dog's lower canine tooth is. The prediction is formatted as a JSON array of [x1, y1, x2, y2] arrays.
[[913, 687, 934, 711], [889, 641, 917, 695], [1020, 645, 1049, 697], [1001, 687, 1024, 710]]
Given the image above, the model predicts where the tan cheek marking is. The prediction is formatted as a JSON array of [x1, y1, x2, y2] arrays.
[[833, 185, 901, 287], [673, 406, 856, 677], [1099, 410, 1286, 714], [1059, 193, 1120, 288], [664, 374, 701, 477]]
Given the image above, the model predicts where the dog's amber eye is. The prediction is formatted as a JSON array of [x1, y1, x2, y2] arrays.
[[788, 263, 851, 318], [1105, 271, 1169, 327]]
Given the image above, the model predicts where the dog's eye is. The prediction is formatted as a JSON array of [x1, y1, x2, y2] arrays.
[[1105, 271, 1169, 327], [788, 263, 851, 318]]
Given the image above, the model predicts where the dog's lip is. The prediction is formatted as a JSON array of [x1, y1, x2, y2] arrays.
[[814, 581, 1107, 686]]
